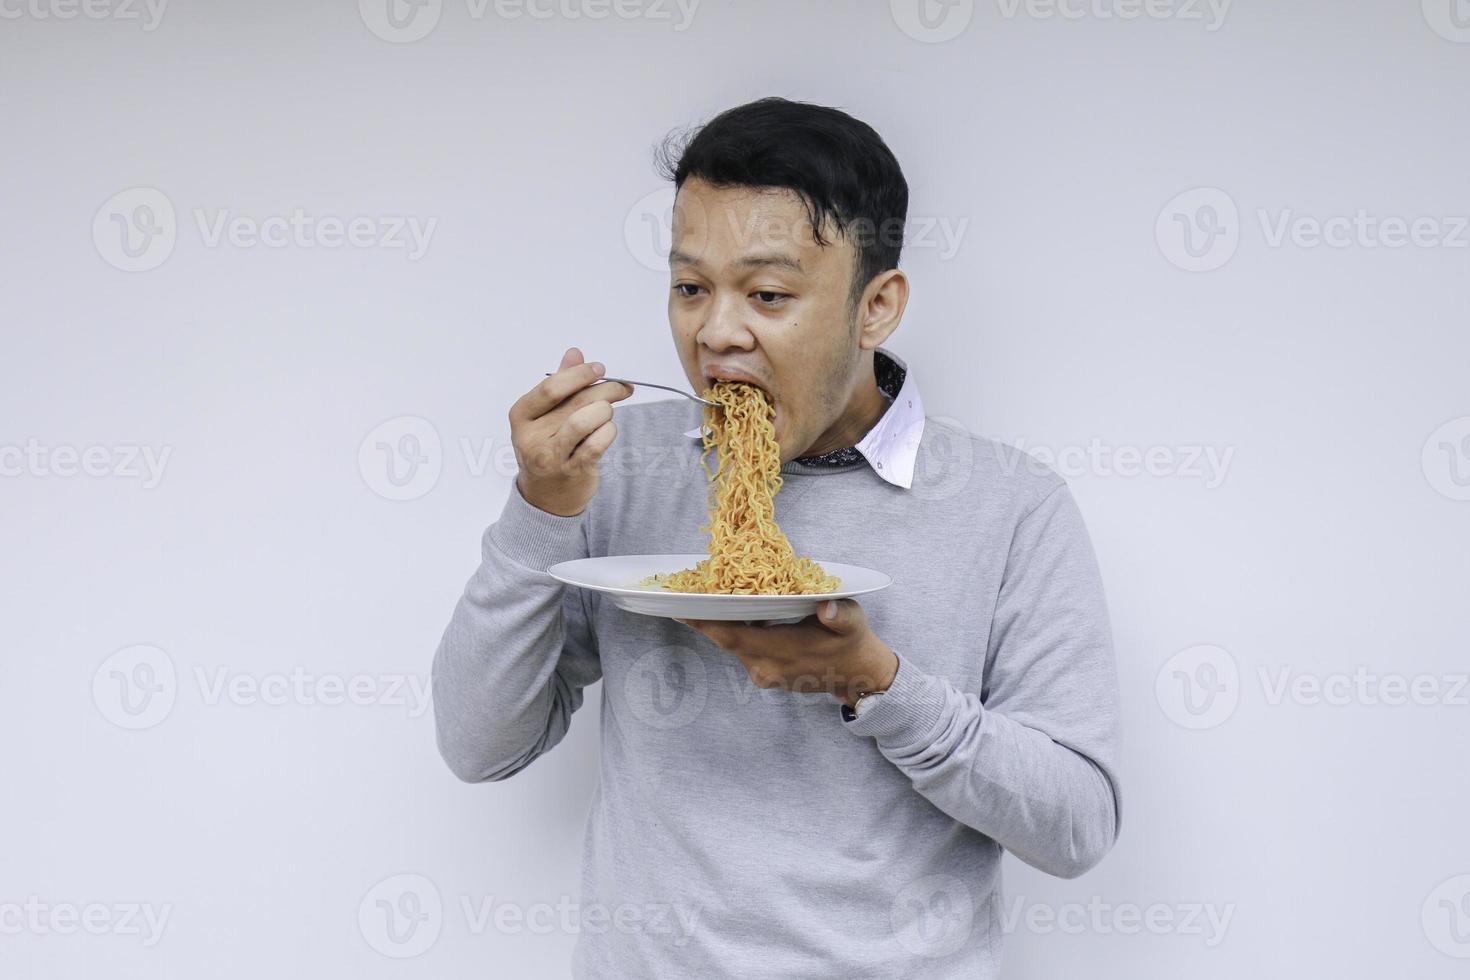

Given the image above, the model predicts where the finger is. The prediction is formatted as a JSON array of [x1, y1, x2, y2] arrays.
[[679, 618, 731, 647], [522, 377, 636, 437], [512, 358, 605, 424], [817, 598, 863, 634], [568, 417, 617, 468], [574, 379, 637, 407], [699, 622, 741, 649], [552, 399, 616, 461], [558, 346, 582, 372], [553, 379, 638, 424], [674, 618, 713, 641]]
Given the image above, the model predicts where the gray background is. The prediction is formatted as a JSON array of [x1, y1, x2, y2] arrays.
[[3, 0, 1468, 976]]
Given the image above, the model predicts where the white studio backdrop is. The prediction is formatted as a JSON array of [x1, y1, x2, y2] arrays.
[[3, 1, 1467, 977]]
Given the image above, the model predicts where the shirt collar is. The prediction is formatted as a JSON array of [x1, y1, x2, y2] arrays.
[[682, 346, 926, 490]]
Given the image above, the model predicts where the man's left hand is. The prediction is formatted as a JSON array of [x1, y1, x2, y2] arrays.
[[674, 599, 898, 708]]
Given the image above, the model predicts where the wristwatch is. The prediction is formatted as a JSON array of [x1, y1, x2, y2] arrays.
[[844, 688, 886, 721]]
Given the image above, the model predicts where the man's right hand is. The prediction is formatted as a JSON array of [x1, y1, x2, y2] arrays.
[[509, 346, 635, 517]]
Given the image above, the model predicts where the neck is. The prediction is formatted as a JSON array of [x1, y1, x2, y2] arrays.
[[798, 354, 888, 459]]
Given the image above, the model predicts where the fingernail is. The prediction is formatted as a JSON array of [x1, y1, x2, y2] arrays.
[[590, 362, 605, 376]]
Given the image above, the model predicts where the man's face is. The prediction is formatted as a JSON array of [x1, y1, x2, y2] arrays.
[[668, 176, 863, 463]]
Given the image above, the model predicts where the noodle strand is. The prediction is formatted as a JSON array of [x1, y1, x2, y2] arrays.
[[643, 381, 841, 595]]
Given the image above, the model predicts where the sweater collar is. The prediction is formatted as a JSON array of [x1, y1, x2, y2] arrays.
[[682, 346, 926, 490]]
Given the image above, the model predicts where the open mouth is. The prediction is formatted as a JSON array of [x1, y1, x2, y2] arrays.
[[703, 367, 769, 394], [703, 370, 778, 423]]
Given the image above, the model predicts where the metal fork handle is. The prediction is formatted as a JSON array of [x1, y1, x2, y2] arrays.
[[542, 372, 717, 406]]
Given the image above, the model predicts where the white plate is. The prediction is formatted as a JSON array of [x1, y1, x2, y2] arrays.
[[547, 554, 892, 623]]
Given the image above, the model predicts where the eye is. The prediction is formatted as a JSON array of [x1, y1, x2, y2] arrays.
[[753, 290, 790, 305], [672, 283, 704, 298]]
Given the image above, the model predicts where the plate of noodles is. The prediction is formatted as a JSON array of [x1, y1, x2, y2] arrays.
[[547, 377, 891, 622], [547, 553, 891, 622]]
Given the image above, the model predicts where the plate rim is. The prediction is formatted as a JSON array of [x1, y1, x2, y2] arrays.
[[546, 553, 892, 601]]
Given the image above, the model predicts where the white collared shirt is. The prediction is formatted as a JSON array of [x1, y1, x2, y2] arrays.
[[682, 346, 926, 490]]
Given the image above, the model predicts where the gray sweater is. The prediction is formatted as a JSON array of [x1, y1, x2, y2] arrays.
[[431, 396, 1123, 978]]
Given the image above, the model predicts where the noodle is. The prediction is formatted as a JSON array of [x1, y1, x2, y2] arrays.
[[641, 380, 841, 595]]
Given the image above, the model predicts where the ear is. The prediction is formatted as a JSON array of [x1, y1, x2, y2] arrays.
[[854, 268, 908, 351]]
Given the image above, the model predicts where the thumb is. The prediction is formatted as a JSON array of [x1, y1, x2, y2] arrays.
[[817, 598, 858, 632]]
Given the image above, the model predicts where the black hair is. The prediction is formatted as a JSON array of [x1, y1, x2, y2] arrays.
[[653, 97, 909, 315]]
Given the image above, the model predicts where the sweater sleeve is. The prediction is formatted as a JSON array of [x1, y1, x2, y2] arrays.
[[840, 482, 1123, 879], [431, 481, 604, 783]]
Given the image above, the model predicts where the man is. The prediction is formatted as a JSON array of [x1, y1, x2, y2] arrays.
[[432, 96, 1122, 978]]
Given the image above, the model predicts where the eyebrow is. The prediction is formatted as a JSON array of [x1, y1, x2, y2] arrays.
[[669, 250, 806, 274]]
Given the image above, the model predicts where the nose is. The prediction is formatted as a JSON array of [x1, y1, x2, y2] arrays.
[[696, 291, 757, 353]]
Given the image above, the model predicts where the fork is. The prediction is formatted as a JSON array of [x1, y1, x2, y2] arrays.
[[543, 372, 719, 407]]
